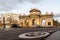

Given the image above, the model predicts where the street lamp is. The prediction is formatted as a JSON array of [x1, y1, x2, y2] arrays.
[[3, 17, 6, 28], [57, 20, 59, 31]]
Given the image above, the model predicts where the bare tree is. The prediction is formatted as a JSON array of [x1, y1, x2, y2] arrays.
[[7, 17, 18, 24], [7, 17, 12, 24]]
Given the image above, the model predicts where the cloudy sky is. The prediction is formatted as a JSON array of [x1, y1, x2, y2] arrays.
[[0, 0, 60, 22]]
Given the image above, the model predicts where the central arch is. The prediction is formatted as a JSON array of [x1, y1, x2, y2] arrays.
[[42, 20, 46, 26]]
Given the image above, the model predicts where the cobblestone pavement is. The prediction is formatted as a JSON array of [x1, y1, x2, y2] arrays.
[[0, 28, 59, 40]]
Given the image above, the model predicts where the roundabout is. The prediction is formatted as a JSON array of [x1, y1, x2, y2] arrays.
[[18, 31, 49, 40]]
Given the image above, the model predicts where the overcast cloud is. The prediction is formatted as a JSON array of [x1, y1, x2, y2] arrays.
[[0, 0, 42, 11], [0, 0, 60, 22]]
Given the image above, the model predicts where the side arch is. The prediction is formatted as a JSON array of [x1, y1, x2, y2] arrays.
[[32, 19, 37, 26]]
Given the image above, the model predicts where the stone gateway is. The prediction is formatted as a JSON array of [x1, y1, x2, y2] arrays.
[[19, 9, 58, 27]]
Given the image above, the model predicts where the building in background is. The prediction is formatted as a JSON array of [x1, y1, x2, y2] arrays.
[[0, 13, 20, 28]]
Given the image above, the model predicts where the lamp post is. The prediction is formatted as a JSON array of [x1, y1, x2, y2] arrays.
[[3, 17, 6, 28], [57, 20, 59, 31]]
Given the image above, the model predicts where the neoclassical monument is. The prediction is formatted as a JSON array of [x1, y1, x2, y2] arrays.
[[19, 9, 58, 27], [0, 8, 58, 28]]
